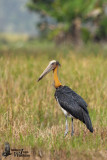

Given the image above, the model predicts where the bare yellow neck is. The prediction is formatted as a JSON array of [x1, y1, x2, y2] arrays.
[[53, 66, 62, 88]]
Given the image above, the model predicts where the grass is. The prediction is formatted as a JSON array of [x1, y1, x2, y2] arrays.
[[0, 37, 107, 159]]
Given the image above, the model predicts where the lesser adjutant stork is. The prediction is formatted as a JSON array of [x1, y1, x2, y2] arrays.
[[38, 60, 93, 136]]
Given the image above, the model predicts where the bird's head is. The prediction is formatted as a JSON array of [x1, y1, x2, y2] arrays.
[[37, 60, 60, 82]]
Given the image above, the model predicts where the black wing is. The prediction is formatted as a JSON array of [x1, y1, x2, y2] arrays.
[[55, 86, 93, 132]]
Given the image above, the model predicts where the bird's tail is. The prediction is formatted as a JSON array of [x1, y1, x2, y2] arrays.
[[83, 111, 93, 133]]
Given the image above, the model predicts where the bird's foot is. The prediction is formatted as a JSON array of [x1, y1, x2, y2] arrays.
[[64, 131, 68, 137]]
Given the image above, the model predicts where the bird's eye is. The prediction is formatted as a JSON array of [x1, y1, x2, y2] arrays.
[[51, 62, 54, 65]]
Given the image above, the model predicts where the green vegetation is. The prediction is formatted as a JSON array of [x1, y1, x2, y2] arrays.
[[27, 0, 107, 41], [27, 0, 105, 23], [0, 37, 107, 159]]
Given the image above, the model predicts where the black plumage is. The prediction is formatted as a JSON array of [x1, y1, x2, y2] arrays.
[[55, 86, 93, 133]]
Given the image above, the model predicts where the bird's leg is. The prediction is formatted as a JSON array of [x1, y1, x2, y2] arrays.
[[71, 118, 74, 136], [64, 115, 68, 136]]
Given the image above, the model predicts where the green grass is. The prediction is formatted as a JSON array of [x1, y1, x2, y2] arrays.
[[0, 39, 107, 159]]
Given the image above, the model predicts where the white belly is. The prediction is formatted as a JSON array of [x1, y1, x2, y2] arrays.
[[56, 98, 74, 118]]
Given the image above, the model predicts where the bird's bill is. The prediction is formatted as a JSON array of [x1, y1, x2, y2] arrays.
[[37, 64, 53, 82]]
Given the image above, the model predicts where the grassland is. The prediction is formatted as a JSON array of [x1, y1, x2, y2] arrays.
[[0, 37, 107, 159]]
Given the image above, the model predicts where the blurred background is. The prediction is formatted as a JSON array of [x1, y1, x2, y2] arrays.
[[0, 0, 107, 44]]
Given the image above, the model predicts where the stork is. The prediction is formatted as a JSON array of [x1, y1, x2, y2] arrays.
[[38, 60, 93, 136]]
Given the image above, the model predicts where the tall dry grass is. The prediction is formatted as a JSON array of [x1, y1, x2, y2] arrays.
[[0, 41, 107, 159]]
